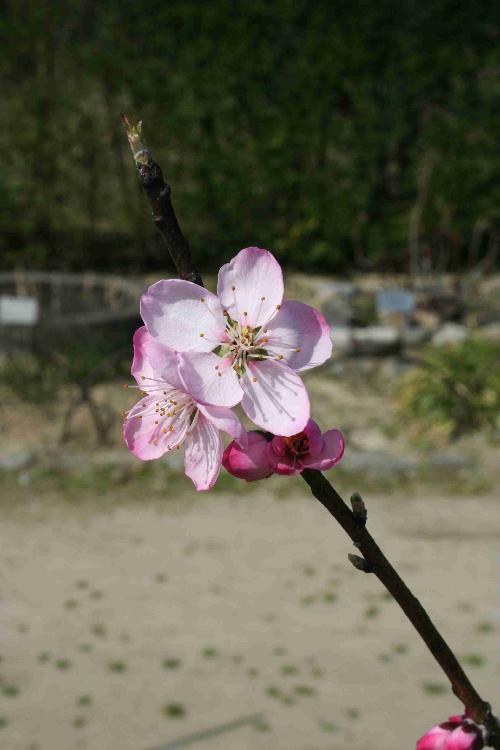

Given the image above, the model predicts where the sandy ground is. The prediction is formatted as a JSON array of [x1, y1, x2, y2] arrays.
[[0, 486, 499, 750]]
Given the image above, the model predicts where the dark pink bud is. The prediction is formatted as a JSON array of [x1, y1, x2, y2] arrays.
[[222, 432, 273, 481]]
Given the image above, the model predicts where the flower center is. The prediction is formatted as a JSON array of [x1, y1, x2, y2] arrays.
[[284, 433, 309, 459], [223, 315, 272, 376], [124, 377, 196, 449]]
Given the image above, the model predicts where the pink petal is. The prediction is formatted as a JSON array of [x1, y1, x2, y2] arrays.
[[301, 429, 344, 471], [131, 326, 183, 391], [240, 359, 310, 436], [416, 725, 451, 750], [197, 403, 247, 447], [222, 432, 273, 481], [303, 419, 324, 456], [178, 351, 243, 407], [270, 435, 287, 457], [217, 247, 284, 328], [123, 396, 190, 461], [445, 727, 482, 750], [265, 300, 332, 371], [140, 279, 225, 353], [184, 413, 223, 491], [272, 458, 301, 476]]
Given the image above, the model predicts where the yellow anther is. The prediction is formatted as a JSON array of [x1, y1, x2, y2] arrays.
[[163, 428, 167, 434], [276, 304, 281, 310], [295, 347, 301, 352], [252, 377, 257, 382], [199, 332, 205, 337], [141, 375, 146, 380], [169, 425, 174, 432]]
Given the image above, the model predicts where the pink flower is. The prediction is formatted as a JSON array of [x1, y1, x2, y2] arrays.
[[222, 431, 274, 482], [416, 715, 484, 750], [140, 247, 332, 436], [270, 419, 344, 475], [123, 327, 245, 491], [222, 419, 344, 481]]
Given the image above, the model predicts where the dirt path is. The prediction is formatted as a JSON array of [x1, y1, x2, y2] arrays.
[[0, 489, 499, 750]]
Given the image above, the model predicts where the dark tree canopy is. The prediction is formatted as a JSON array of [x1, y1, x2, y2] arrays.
[[1, 0, 500, 273]]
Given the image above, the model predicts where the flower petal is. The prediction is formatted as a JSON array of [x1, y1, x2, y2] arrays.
[[184, 413, 222, 491], [123, 395, 190, 460], [416, 725, 451, 750], [272, 458, 301, 476], [240, 359, 310, 436], [197, 403, 247, 447], [265, 300, 332, 371], [178, 351, 243, 407], [301, 429, 344, 471], [131, 326, 184, 391], [445, 727, 482, 750], [140, 279, 225, 352], [217, 247, 284, 327], [303, 419, 324, 456], [222, 432, 273, 481]]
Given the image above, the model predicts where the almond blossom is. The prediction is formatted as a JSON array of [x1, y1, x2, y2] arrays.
[[222, 419, 344, 481], [140, 247, 332, 436], [123, 327, 245, 491], [416, 714, 485, 750]]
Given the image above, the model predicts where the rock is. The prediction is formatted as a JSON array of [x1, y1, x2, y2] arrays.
[[432, 323, 467, 346], [331, 325, 353, 353], [351, 326, 400, 355], [318, 281, 355, 326], [478, 322, 500, 343], [401, 326, 430, 346], [342, 450, 415, 476], [426, 452, 475, 471], [413, 309, 441, 331], [0, 450, 33, 471]]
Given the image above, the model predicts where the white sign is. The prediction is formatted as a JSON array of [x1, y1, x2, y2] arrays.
[[376, 289, 415, 315], [0, 296, 39, 326]]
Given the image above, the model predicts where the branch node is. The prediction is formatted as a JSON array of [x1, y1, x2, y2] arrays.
[[348, 553, 373, 573], [350, 491, 368, 526]]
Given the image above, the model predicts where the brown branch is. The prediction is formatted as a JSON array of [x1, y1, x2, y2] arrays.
[[301, 470, 500, 746], [123, 116, 499, 748], [121, 116, 203, 287]]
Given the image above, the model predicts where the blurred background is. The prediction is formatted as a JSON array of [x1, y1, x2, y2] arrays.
[[0, 2, 499, 750]]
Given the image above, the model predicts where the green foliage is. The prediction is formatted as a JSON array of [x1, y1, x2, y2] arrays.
[[1, 2, 500, 272], [397, 338, 500, 442]]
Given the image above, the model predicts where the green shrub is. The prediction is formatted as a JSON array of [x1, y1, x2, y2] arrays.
[[397, 338, 500, 443]]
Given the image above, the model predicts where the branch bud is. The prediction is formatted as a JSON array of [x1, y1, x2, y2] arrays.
[[351, 492, 367, 526], [348, 553, 373, 573]]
